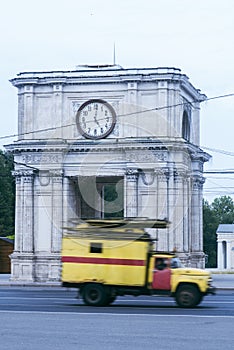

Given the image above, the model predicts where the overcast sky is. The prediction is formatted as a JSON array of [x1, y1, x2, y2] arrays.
[[1, 0, 234, 201]]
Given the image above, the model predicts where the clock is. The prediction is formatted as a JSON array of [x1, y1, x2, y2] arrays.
[[76, 99, 116, 139]]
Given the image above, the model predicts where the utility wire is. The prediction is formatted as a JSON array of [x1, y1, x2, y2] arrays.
[[202, 146, 234, 157], [0, 92, 234, 142]]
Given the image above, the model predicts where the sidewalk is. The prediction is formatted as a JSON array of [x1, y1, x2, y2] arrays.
[[0, 271, 234, 289], [0, 274, 61, 288], [209, 272, 234, 290]]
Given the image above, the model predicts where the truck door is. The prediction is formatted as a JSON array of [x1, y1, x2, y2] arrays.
[[152, 257, 171, 290]]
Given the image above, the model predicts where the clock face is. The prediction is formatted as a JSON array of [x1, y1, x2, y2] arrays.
[[76, 99, 116, 139]]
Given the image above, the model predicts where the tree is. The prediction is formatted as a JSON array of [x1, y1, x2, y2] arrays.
[[203, 195, 234, 268], [203, 199, 218, 268], [211, 196, 234, 224], [0, 150, 15, 237]]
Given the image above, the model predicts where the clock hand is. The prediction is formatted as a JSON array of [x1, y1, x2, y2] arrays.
[[93, 111, 100, 126]]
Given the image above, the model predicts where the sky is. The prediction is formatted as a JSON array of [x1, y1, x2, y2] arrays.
[[1, 0, 234, 202]]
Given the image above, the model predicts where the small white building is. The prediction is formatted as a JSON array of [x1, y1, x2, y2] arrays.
[[217, 224, 234, 270]]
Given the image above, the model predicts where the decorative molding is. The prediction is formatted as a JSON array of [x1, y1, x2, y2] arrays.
[[72, 99, 120, 115], [22, 153, 63, 164], [126, 150, 167, 163], [72, 101, 81, 113], [38, 170, 50, 186], [139, 170, 155, 186]]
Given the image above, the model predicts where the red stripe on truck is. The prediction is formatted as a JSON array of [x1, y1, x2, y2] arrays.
[[62, 256, 145, 266]]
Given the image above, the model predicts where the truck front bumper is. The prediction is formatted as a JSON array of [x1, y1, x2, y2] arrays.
[[207, 286, 216, 295]]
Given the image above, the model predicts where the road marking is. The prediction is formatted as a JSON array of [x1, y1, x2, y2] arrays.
[[1, 297, 234, 305], [0, 310, 234, 318]]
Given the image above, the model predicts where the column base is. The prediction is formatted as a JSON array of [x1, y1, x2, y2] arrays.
[[10, 252, 61, 282], [178, 252, 206, 269]]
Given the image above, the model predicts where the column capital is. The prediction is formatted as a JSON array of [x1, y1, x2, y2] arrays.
[[12, 169, 35, 177], [126, 168, 139, 182], [192, 175, 205, 190], [49, 169, 64, 183], [155, 167, 170, 181], [12, 169, 35, 183]]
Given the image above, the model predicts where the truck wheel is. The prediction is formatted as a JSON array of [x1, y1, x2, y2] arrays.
[[175, 285, 201, 308], [82, 284, 107, 306]]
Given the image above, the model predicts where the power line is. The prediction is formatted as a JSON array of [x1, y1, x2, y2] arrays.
[[202, 146, 234, 157], [204, 171, 234, 174], [0, 92, 234, 142]]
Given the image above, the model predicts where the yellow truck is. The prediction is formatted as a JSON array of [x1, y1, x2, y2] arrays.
[[61, 219, 216, 308]]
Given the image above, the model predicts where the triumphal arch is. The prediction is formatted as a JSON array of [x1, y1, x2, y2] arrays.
[[7, 65, 210, 281]]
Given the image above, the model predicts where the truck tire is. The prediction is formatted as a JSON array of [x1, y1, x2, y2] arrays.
[[82, 283, 108, 306], [175, 284, 201, 308]]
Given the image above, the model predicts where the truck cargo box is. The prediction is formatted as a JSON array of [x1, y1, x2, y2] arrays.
[[62, 233, 151, 286]]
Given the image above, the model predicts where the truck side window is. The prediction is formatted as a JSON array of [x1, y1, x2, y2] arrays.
[[171, 257, 182, 268], [155, 258, 167, 270], [90, 242, 102, 253]]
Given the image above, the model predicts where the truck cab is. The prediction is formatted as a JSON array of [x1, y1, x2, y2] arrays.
[[151, 253, 215, 307]]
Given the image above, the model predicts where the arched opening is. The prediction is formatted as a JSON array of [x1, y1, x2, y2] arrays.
[[222, 241, 227, 269], [182, 111, 190, 141]]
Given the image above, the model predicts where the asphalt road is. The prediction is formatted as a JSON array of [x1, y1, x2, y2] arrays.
[[0, 287, 234, 350]]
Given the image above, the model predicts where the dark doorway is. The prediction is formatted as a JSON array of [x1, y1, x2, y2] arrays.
[[76, 176, 124, 219]]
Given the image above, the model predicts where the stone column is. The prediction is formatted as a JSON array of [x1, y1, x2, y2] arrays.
[[50, 170, 63, 253], [11, 169, 35, 281], [12, 171, 23, 253], [155, 168, 169, 251], [125, 168, 138, 218], [167, 167, 174, 252], [190, 176, 205, 267], [22, 170, 34, 252], [62, 176, 71, 228], [183, 174, 190, 254], [173, 170, 185, 252], [226, 240, 232, 269], [217, 239, 223, 269]]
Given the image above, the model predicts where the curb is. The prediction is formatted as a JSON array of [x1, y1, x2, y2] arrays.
[[0, 282, 233, 291], [0, 283, 63, 288]]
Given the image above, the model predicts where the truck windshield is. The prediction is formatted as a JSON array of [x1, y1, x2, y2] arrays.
[[171, 257, 183, 268]]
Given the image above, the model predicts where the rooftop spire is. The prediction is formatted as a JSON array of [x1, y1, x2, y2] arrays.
[[113, 42, 116, 65]]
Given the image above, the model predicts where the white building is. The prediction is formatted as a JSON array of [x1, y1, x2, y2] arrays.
[[217, 224, 234, 270], [6, 65, 210, 281]]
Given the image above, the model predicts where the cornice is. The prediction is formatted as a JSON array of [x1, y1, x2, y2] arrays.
[[10, 67, 205, 99], [5, 138, 210, 160], [186, 143, 211, 163]]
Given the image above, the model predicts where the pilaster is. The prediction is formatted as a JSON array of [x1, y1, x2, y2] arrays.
[[50, 169, 63, 253], [190, 175, 205, 267], [155, 168, 169, 251], [173, 170, 186, 252], [125, 168, 138, 218]]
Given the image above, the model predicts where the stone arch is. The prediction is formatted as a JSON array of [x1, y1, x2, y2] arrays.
[[182, 110, 190, 141]]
